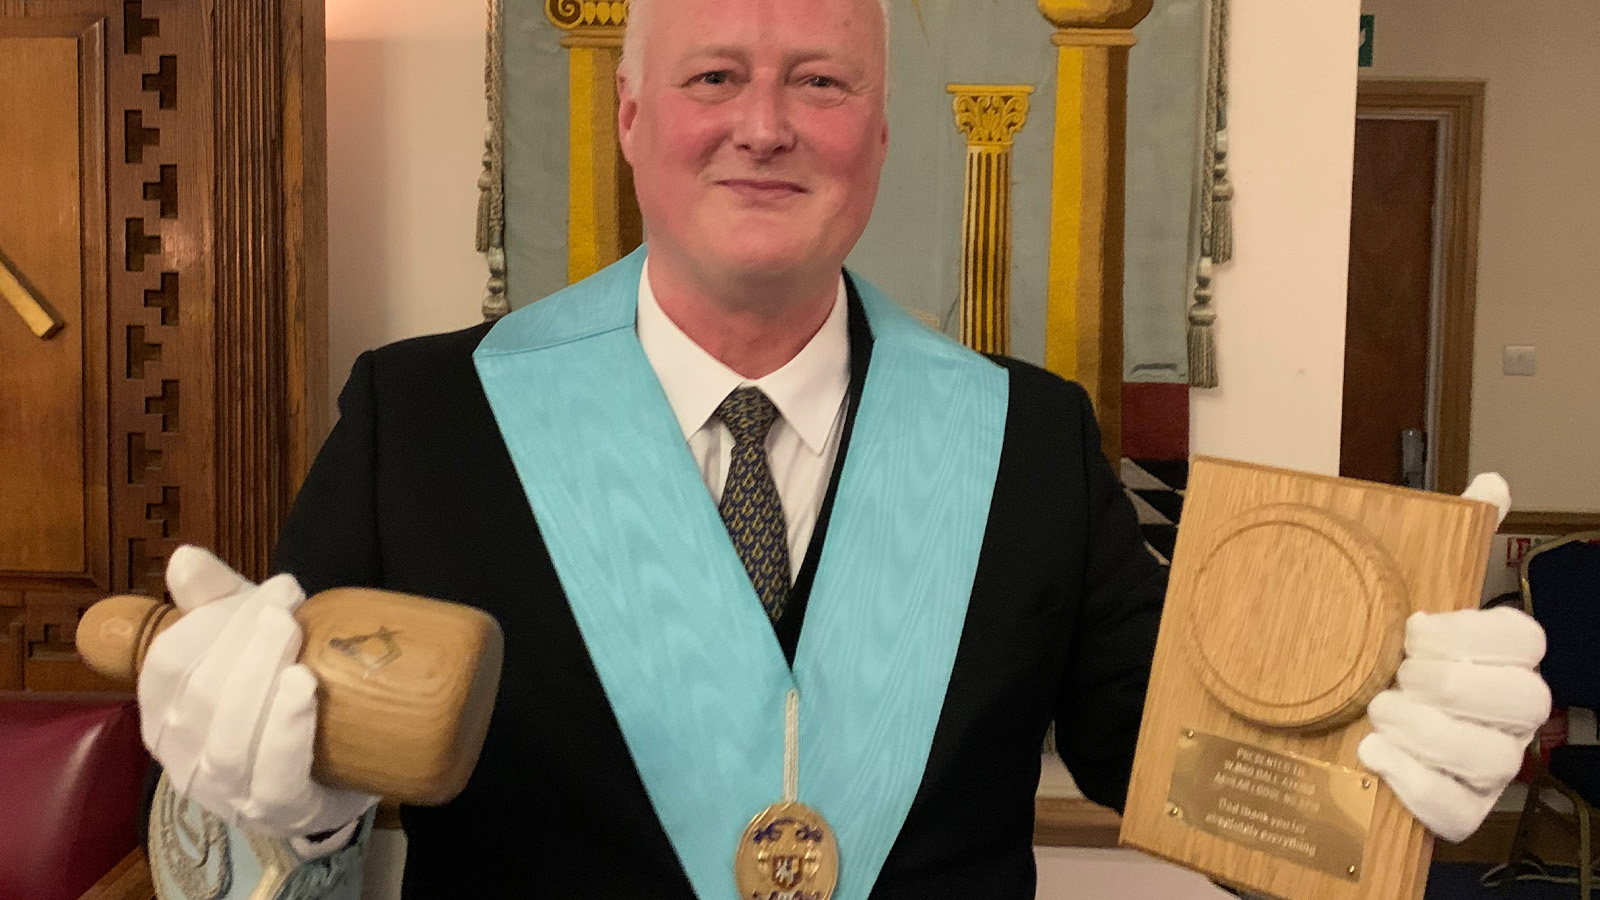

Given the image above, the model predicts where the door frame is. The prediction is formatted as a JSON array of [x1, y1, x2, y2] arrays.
[[1352, 80, 1484, 495]]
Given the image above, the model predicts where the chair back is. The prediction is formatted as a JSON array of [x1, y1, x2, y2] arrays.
[[1521, 532, 1600, 709], [0, 692, 151, 900]]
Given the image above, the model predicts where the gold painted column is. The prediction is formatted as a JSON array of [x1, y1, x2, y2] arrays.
[[1039, 0, 1152, 464], [948, 85, 1032, 356], [546, 0, 642, 283]]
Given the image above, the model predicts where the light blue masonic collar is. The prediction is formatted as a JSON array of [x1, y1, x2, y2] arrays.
[[473, 246, 1008, 900]]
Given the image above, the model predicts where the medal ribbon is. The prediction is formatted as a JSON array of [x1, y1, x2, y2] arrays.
[[785, 688, 800, 804], [473, 246, 1007, 900]]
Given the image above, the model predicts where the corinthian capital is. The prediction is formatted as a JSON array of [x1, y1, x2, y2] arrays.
[[948, 86, 1034, 147], [546, 0, 629, 30]]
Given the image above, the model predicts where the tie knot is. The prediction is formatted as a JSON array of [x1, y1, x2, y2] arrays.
[[716, 387, 780, 446]]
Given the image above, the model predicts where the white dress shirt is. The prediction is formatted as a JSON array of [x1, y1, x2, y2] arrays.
[[636, 261, 850, 579]]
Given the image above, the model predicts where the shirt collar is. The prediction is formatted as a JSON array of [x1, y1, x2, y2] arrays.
[[636, 258, 850, 455]]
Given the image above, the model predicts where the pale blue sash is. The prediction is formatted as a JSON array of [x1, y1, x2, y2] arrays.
[[473, 246, 1007, 899]]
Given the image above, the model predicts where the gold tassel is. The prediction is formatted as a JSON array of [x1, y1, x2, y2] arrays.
[[1211, 186, 1233, 265], [1188, 258, 1219, 388], [482, 247, 509, 320], [476, 126, 494, 254], [1211, 129, 1234, 264], [479, 0, 508, 319]]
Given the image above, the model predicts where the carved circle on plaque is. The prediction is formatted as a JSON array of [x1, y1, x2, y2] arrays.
[[1183, 503, 1408, 730]]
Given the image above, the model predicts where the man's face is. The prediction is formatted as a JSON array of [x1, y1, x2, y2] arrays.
[[617, 0, 890, 293]]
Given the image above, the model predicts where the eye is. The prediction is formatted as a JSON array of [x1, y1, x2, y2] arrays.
[[804, 75, 839, 89], [693, 70, 732, 86]]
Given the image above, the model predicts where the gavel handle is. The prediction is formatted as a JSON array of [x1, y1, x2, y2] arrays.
[[78, 593, 183, 681]]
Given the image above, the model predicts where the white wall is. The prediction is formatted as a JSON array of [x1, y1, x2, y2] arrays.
[[1187, 0, 1362, 476], [325, 0, 489, 410], [1359, 0, 1600, 512]]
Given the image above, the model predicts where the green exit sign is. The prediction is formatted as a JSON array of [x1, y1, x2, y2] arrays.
[[1360, 14, 1375, 67]]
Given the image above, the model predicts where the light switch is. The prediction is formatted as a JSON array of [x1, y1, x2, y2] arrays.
[[1503, 345, 1537, 377]]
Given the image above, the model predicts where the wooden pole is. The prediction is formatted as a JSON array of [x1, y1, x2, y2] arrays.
[[1038, 0, 1151, 464]]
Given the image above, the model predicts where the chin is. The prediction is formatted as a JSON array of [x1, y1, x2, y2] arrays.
[[709, 233, 825, 282]]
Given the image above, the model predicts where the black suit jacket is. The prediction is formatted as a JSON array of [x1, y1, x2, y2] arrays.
[[274, 286, 1166, 899]]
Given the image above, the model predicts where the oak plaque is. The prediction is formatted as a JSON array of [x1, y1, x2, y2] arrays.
[[1121, 457, 1500, 900]]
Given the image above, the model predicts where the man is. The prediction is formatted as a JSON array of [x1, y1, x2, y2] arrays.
[[138, 0, 1551, 897]]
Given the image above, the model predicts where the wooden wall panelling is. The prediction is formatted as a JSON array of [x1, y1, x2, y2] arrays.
[[1, 0, 330, 687], [1501, 511, 1600, 536], [280, 0, 330, 483], [21, 592, 123, 691], [0, 9, 119, 690], [209, 0, 329, 580], [108, 0, 215, 603], [0, 592, 23, 690], [0, 27, 87, 575], [0, 13, 109, 594], [214, 0, 285, 578]]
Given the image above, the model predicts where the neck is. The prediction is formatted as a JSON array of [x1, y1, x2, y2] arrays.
[[648, 260, 838, 380]]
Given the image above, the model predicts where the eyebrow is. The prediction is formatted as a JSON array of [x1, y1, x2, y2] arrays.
[[677, 45, 856, 69]]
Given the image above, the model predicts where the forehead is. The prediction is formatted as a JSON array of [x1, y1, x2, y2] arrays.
[[643, 0, 885, 68]]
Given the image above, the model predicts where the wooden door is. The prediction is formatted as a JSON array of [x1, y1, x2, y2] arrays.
[[1341, 117, 1438, 487], [0, 0, 327, 691]]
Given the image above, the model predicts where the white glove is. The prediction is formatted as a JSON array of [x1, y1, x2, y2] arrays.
[[139, 545, 378, 843], [1358, 609, 1552, 842], [1357, 472, 1550, 842]]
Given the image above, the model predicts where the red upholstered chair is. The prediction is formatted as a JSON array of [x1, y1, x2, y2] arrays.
[[0, 692, 155, 900]]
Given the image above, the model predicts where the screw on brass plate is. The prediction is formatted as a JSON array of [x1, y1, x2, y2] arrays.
[[1348, 866, 1358, 876], [1183, 729, 1195, 739], [1167, 805, 1182, 818], [1361, 778, 1372, 789]]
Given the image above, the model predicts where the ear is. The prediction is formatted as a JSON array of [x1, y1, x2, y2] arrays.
[[617, 70, 640, 165]]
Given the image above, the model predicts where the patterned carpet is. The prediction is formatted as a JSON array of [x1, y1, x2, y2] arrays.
[[1121, 458, 1187, 565], [1427, 862, 1593, 900]]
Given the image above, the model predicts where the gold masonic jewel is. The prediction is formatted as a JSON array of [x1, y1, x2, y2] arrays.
[[735, 800, 839, 900]]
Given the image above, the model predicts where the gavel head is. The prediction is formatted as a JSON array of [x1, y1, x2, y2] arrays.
[[299, 588, 504, 805]]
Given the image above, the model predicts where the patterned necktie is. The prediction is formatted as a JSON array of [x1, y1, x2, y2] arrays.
[[715, 387, 791, 622]]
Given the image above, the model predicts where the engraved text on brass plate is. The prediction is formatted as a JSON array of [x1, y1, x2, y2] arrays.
[[1166, 730, 1376, 881]]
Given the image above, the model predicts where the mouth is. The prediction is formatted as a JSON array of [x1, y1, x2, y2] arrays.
[[717, 179, 806, 202]]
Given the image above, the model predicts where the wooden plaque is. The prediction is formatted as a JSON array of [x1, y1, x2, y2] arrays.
[[1120, 457, 1501, 900]]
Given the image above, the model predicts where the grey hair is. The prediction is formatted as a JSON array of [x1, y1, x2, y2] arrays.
[[618, 0, 892, 89]]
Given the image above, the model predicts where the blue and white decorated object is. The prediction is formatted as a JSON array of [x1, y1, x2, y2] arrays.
[[474, 246, 1009, 900], [148, 775, 370, 900]]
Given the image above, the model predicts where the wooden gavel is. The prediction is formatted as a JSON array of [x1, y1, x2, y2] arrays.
[[76, 588, 503, 806]]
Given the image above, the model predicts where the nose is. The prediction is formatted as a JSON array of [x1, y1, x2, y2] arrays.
[[731, 75, 795, 160]]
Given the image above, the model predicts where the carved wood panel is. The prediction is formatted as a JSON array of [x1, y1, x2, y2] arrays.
[[0, 0, 327, 691], [0, 24, 99, 578], [108, 0, 214, 603], [0, 592, 22, 690], [0, 11, 114, 691]]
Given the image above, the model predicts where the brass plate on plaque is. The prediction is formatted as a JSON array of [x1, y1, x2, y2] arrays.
[[1168, 731, 1377, 881]]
